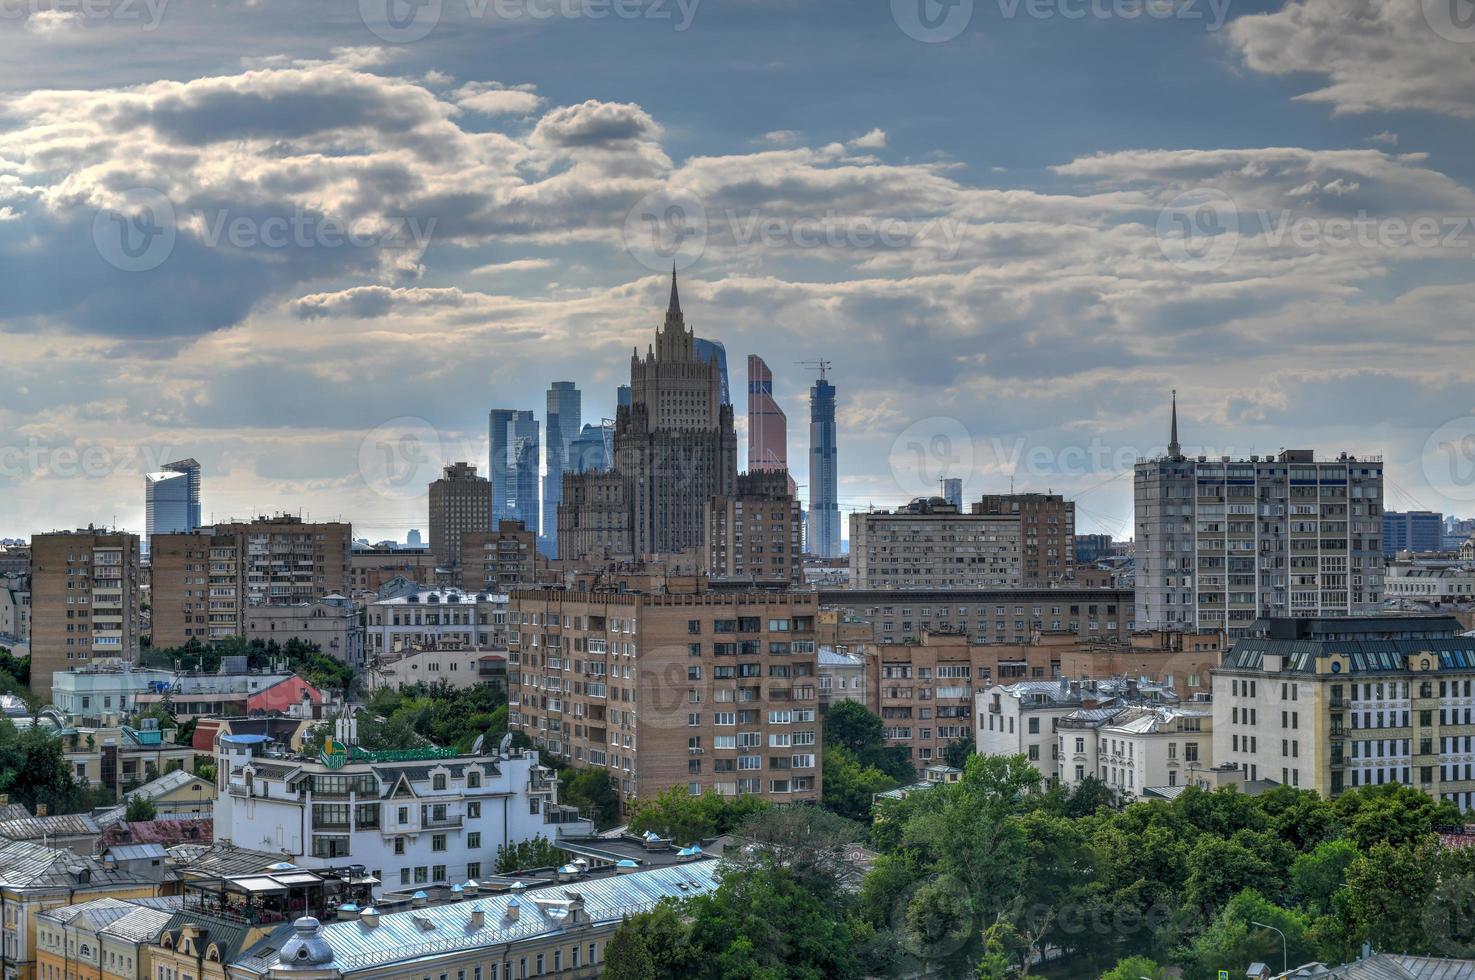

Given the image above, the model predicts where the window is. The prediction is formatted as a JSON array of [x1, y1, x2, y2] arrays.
[[432, 773, 448, 790], [468, 801, 481, 818], [468, 832, 481, 848]]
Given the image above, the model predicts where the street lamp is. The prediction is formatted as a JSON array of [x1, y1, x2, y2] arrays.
[[1251, 920, 1288, 977]]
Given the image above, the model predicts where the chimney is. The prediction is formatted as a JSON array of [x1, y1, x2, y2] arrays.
[[469, 907, 485, 929], [36, 803, 48, 817], [360, 908, 379, 927], [505, 897, 520, 922]]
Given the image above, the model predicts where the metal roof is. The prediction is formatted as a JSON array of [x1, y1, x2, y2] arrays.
[[0, 812, 101, 840], [0, 837, 154, 891], [232, 863, 720, 976], [103, 843, 169, 862], [1283, 954, 1475, 978], [1223, 637, 1475, 675]]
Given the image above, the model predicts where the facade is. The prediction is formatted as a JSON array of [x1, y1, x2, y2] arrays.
[[243, 598, 362, 667], [30, 529, 142, 700], [49, 663, 174, 721], [976, 680, 1086, 780], [863, 631, 1078, 764], [150, 518, 351, 649], [568, 423, 611, 476], [365, 589, 509, 659], [0, 837, 162, 980], [941, 478, 962, 510], [348, 546, 438, 596], [214, 737, 591, 885], [1385, 510, 1445, 556], [806, 369, 840, 558], [821, 587, 1134, 647], [507, 586, 821, 806], [95, 769, 216, 825], [543, 382, 582, 552], [1385, 564, 1475, 604], [368, 647, 505, 691], [1135, 403, 1384, 635], [459, 522, 541, 592], [973, 493, 1075, 586], [36, 897, 176, 980], [702, 471, 802, 585], [849, 497, 1022, 590], [1057, 702, 1212, 799], [817, 647, 865, 713], [143, 459, 200, 554], [0, 573, 30, 647], [1074, 533, 1114, 563], [558, 272, 738, 560], [227, 863, 718, 980], [1213, 615, 1475, 808], [428, 463, 492, 570]]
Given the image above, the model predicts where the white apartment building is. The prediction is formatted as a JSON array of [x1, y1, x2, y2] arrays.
[[818, 647, 865, 710], [1057, 704, 1212, 799], [0, 574, 29, 647], [975, 681, 1082, 780], [849, 498, 1022, 590], [1385, 564, 1475, 604], [368, 647, 507, 692], [214, 734, 592, 892], [49, 663, 175, 720], [366, 589, 509, 658], [1134, 409, 1383, 636]]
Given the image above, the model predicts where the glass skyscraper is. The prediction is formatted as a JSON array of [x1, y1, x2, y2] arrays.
[[807, 372, 840, 557]]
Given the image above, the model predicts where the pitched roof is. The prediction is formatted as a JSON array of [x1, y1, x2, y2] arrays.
[[0, 836, 155, 891], [97, 770, 213, 825], [0, 812, 101, 840]]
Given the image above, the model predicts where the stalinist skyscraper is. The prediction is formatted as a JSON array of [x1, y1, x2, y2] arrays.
[[558, 270, 738, 559]]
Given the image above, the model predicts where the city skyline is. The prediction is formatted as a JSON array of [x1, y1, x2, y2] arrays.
[[2, 1, 1474, 546]]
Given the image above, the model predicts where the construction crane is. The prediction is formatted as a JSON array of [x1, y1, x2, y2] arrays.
[[794, 359, 832, 381]]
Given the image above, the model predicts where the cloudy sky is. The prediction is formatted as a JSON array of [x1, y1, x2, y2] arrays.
[[2, 0, 1475, 543]]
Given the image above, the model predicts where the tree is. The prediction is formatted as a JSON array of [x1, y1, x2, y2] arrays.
[[943, 737, 974, 770], [626, 786, 770, 842], [603, 918, 659, 980], [603, 903, 694, 980], [823, 699, 914, 782], [494, 834, 563, 873], [729, 804, 865, 897], [1290, 838, 1358, 915], [1100, 955, 1167, 980], [821, 747, 898, 821], [1182, 889, 1315, 980], [562, 766, 621, 829], [124, 793, 158, 822]]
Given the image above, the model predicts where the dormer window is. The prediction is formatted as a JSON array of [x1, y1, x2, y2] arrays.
[[467, 770, 481, 789], [432, 773, 447, 791]]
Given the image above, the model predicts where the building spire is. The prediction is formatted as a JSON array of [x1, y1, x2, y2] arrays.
[[667, 263, 681, 315], [1169, 389, 1181, 458]]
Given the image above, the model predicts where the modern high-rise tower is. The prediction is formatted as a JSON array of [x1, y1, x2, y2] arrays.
[[543, 382, 582, 551], [747, 355, 788, 473], [489, 409, 539, 533], [806, 366, 840, 557], [144, 457, 200, 553]]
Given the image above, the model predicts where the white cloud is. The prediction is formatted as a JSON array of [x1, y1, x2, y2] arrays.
[[847, 128, 887, 150], [452, 82, 545, 117]]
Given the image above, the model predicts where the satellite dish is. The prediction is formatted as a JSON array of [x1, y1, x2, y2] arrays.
[[498, 732, 513, 756], [471, 734, 485, 755]]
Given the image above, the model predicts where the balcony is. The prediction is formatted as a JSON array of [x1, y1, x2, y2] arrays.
[[420, 813, 463, 830]]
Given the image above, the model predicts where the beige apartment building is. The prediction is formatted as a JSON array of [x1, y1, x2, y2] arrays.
[[973, 492, 1075, 586], [460, 521, 541, 591], [151, 517, 351, 648], [703, 471, 803, 585], [1212, 615, 1475, 808], [30, 529, 142, 700], [349, 545, 441, 595], [507, 586, 821, 808], [849, 497, 1022, 590], [429, 462, 493, 569]]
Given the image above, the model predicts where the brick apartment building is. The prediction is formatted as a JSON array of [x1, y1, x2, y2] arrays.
[[507, 586, 821, 809], [30, 529, 142, 699]]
